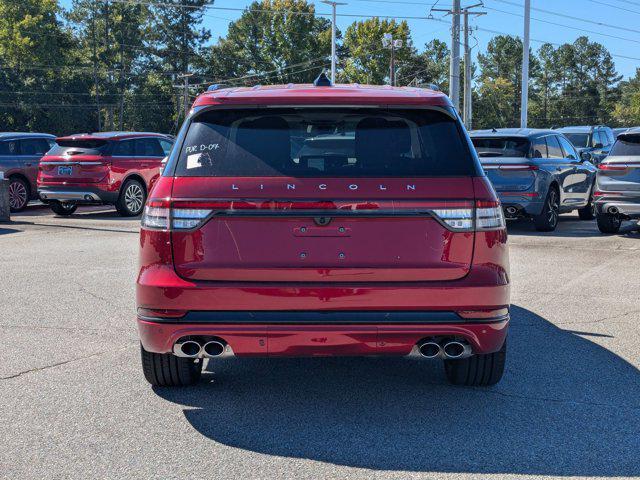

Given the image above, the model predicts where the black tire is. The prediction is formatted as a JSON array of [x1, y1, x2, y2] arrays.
[[8, 177, 29, 212], [140, 344, 202, 387], [116, 178, 146, 217], [50, 201, 77, 216], [444, 341, 506, 387], [533, 186, 560, 231], [577, 189, 596, 220], [596, 212, 622, 234]]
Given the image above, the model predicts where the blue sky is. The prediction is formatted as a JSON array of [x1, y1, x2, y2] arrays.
[[60, 0, 640, 79]]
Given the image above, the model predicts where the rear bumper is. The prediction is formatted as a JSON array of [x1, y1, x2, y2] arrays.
[[595, 195, 640, 218], [38, 184, 119, 204], [138, 313, 509, 356], [497, 194, 544, 217]]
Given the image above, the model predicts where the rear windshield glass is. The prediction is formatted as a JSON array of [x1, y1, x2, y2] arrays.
[[471, 137, 530, 158], [610, 135, 640, 156], [173, 108, 475, 177], [49, 139, 108, 156], [563, 133, 590, 148]]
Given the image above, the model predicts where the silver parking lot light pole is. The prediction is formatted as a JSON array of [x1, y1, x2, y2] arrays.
[[321, 1, 346, 84], [521, 0, 531, 128]]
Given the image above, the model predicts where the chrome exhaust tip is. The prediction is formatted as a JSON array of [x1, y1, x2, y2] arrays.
[[173, 340, 202, 358], [202, 340, 226, 358], [443, 341, 469, 359], [418, 341, 442, 359], [608, 206, 619, 215], [504, 206, 519, 218]]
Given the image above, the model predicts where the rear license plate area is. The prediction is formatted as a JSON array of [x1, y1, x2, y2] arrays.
[[58, 166, 72, 175]]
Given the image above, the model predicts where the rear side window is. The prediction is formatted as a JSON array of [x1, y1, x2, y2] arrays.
[[610, 135, 640, 156], [546, 135, 564, 159], [19, 138, 51, 155], [159, 139, 173, 156], [112, 140, 135, 156], [564, 133, 590, 148], [48, 139, 108, 156], [135, 138, 164, 157], [471, 137, 530, 158], [0, 140, 18, 155], [174, 108, 475, 177], [531, 138, 548, 158]]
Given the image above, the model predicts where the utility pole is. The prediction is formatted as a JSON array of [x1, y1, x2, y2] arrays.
[[382, 33, 403, 86], [432, 0, 461, 111], [521, 0, 531, 128], [462, 4, 485, 130], [321, 1, 346, 85], [175, 73, 194, 120]]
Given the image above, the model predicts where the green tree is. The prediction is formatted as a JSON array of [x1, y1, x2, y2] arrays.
[[0, 0, 94, 133], [613, 68, 640, 126], [201, 0, 332, 86], [341, 18, 413, 85], [399, 39, 450, 90]]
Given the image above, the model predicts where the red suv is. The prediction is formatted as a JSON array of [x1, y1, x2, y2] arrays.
[[38, 132, 173, 216], [137, 80, 510, 387]]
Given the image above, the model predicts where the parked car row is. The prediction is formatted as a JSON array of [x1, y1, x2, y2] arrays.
[[0, 131, 173, 215]]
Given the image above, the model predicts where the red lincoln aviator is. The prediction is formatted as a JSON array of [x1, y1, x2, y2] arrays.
[[38, 132, 173, 216], [137, 76, 510, 387]]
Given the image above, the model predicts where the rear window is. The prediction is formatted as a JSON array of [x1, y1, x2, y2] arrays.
[[471, 137, 530, 158], [49, 139, 108, 156], [173, 108, 475, 177], [564, 133, 590, 148], [610, 135, 640, 156]]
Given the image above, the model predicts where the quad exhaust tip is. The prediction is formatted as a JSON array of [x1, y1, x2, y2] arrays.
[[203, 340, 226, 357], [608, 206, 619, 215], [443, 341, 467, 359], [174, 340, 201, 358], [418, 342, 441, 359]]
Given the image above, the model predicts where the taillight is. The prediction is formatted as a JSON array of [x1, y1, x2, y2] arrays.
[[475, 200, 506, 230], [431, 208, 474, 230], [598, 163, 628, 171], [141, 200, 170, 230]]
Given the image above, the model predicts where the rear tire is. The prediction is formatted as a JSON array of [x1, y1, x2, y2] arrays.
[[140, 344, 202, 387], [444, 341, 506, 386], [533, 186, 559, 231], [116, 178, 146, 216], [50, 201, 77, 216], [8, 177, 29, 212], [577, 190, 596, 220], [596, 212, 621, 234]]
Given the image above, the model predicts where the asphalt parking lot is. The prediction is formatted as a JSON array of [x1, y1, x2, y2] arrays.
[[1, 206, 639, 479]]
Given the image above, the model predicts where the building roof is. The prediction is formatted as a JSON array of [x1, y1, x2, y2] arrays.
[[192, 83, 451, 108]]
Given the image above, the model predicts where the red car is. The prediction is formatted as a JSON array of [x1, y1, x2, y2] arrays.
[[137, 78, 510, 387], [38, 132, 173, 216]]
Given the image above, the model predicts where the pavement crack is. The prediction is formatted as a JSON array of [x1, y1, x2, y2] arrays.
[[0, 344, 134, 380]]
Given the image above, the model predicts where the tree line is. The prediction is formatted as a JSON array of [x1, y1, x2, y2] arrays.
[[2, 0, 640, 136]]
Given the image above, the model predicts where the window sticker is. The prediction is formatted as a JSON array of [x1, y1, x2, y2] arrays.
[[186, 153, 202, 169]]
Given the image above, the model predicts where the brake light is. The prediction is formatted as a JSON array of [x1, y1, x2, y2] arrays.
[[594, 191, 623, 197], [141, 200, 170, 230], [598, 163, 628, 170], [430, 208, 474, 230], [475, 200, 506, 230]]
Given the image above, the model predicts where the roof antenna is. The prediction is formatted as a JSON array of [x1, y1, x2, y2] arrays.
[[313, 70, 332, 87]]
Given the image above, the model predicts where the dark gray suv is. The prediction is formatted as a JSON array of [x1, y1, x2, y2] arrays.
[[0, 132, 56, 211], [470, 129, 597, 231], [556, 125, 615, 164], [595, 128, 640, 233]]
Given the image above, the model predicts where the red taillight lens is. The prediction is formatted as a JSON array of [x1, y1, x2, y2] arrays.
[[594, 191, 623, 197], [598, 163, 628, 171], [475, 200, 506, 230], [137, 308, 187, 319]]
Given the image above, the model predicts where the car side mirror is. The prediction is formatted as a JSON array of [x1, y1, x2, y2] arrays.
[[593, 143, 603, 149], [580, 151, 592, 162]]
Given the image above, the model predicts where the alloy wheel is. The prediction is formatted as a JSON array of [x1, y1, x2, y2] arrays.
[[124, 183, 144, 214], [8, 180, 27, 210], [548, 189, 559, 228]]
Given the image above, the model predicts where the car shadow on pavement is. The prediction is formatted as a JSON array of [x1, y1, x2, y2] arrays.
[[154, 305, 640, 477], [508, 215, 640, 238]]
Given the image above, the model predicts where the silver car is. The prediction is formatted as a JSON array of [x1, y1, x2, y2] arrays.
[[595, 128, 640, 233], [470, 129, 597, 231]]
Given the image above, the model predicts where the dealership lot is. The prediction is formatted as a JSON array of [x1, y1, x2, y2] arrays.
[[1, 207, 639, 479]]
